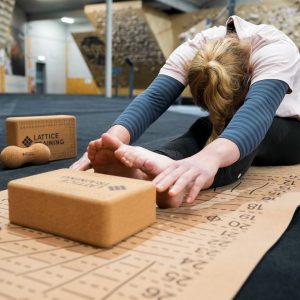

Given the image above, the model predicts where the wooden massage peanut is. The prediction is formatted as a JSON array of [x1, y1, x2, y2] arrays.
[[0, 143, 51, 168]]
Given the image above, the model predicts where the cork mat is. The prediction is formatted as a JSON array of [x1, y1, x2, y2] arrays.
[[0, 165, 300, 300]]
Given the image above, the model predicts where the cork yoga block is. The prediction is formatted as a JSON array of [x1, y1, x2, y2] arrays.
[[6, 115, 77, 161], [8, 169, 156, 248]]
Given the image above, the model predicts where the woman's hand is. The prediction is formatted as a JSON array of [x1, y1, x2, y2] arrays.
[[154, 138, 240, 204], [69, 152, 91, 171], [153, 153, 219, 204]]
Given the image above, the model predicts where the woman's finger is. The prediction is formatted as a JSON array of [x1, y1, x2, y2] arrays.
[[153, 163, 178, 185], [154, 166, 184, 192], [185, 175, 207, 203], [168, 170, 196, 195]]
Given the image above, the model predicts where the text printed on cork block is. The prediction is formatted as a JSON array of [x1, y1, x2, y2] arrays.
[[6, 115, 77, 161], [8, 169, 156, 248]]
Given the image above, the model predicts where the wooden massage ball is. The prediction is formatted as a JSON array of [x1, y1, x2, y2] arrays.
[[0, 143, 51, 168]]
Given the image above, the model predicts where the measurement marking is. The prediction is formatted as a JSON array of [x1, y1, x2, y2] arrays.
[[249, 182, 269, 195], [1, 225, 19, 229], [117, 245, 173, 259], [134, 235, 189, 248], [0, 266, 15, 274], [101, 261, 155, 300], [28, 256, 51, 264], [151, 226, 206, 242], [120, 262, 140, 269], [244, 177, 275, 181], [44, 255, 131, 293], [61, 288, 95, 300], [196, 190, 253, 203], [17, 249, 105, 276], [157, 217, 213, 231], [218, 203, 244, 206], [0, 247, 19, 254], [0, 291, 16, 300], [2, 244, 78, 260], [24, 275, 52, 286], [0, 235, 52, 244], [218, 193, 254, 199], [158, 211, 206, 217], [0, 207, 8, 211], [231, 181, 242, 192], [92, 272, 119, 282], [61, 265, 82, 272], [190, 198, 206, 203]]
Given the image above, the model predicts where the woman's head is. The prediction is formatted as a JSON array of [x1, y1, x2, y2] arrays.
[[188, 34, 252, 143]]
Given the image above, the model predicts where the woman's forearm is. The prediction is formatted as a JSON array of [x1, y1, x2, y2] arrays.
[[112, 75, 185, 144], [106, 125, 131, 144], [219, 80, 288, 159], [196, 137, 240, 168]]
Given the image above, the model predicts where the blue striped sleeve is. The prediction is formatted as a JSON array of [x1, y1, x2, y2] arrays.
[[112, 74, 185, 143], [219, 79, 289, 159]]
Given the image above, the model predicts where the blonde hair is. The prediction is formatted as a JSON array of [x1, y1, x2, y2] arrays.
[[188, 34, 252, 144]]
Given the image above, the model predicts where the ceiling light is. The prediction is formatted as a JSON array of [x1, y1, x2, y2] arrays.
[[61, 17, 74, 24], [37, 55, 46, 62]]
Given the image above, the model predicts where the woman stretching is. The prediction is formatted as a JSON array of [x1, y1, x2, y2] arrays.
[[71, 15, 300, 208]]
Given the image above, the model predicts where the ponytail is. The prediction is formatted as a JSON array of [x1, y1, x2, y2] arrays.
[[188, 34, 252, 144]]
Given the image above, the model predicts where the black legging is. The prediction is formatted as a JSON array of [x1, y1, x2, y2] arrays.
[[155, 116, 300, 188]]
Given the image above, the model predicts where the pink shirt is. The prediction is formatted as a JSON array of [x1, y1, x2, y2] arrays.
[[159, 15, 300, 119]]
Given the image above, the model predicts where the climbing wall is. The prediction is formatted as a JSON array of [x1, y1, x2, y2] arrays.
[[237, 0, 300, 48], [0, 0, 15, 48], [79, 0, 300, 95], [76, 1, 165, 92], [178, 0, 300, 48]]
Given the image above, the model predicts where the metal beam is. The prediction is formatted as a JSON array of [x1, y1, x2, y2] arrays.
[[26, 9, 85, 21], [187, 0, 209, 7], [105, 0, 112, 98], [227, 0, 236, 15], [195, 0, 228, 9], [154, 0, 200, 12]]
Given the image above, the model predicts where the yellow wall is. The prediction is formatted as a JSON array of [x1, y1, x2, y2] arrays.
[[27, 35, 33, 93], [66, 79, 145, 96], [0, 65, 5, 93], [66, 78, 100, 95]]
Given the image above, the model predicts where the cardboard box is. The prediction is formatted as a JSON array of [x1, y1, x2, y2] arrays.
[[6, 115, 77, 161], [8, 169, 156, 248]]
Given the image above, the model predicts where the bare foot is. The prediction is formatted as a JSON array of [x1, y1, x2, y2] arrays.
[[115, 144, 173, 177], [89, 133, 189, 208], [69, 152, 91, 171], [114, 144, 188, 208], [87, 133, 148, 180]]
